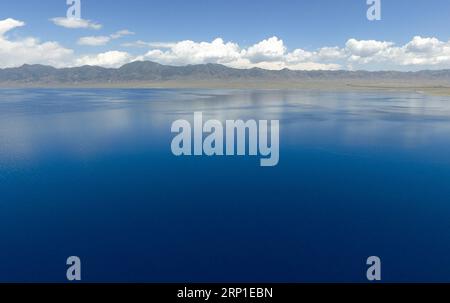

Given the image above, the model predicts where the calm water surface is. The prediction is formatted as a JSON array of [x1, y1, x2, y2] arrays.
[[0, 88, 450, 282]]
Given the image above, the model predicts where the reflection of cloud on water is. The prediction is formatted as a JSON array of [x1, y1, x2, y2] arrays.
[[0, 117, 36, 165], [1, 89, 450, 167], [0, 107, 135, 163]]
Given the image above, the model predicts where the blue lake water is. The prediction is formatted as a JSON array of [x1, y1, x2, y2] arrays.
[[0, 88, 450, 282]]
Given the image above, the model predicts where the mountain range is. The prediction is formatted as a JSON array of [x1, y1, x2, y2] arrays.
[[1, 61, 450, 89]]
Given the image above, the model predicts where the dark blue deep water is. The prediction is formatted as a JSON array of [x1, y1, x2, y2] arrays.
[[1, 88, 450, 282]]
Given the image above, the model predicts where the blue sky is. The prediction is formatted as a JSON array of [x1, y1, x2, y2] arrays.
[[1, 0, 450, 70]]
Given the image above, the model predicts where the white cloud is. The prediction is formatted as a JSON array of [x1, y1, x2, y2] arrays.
[[2, 17, 450, 71], [75, 51, 132, 68], [0, 18, 25, 36], [122, 40, 176, 48], [344, 36, 450, 69], [141, 38, 242, 66], [243, 36, 287, 63], [78, 36, 111, 46], [110, 30, 134, 39], [0, 18, 131, 68], [406, 36, 443, 53], [316, 47, 346, 60], [78, 29, 134, 46], [346, 39, 393, 57], [51, 17, 102, 30], [139, 36, 342, 70], [137, 36, 450, 71], [0, 18, 74, 68]]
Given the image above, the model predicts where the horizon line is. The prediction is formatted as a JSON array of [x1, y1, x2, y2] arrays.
[[2, 61, 450, 74]]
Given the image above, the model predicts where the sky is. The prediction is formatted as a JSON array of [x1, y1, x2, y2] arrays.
[[1, 0, 450, 70]]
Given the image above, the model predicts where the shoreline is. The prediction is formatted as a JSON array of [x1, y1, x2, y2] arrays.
[[1, 81, 450, 96]]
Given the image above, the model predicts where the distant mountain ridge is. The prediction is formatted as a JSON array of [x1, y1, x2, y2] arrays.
[[1, 61, 450, 86]]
